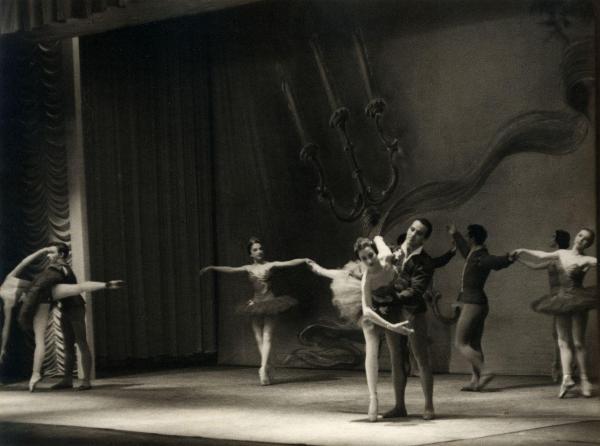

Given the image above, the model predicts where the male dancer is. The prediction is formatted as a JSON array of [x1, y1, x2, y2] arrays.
[[375, 218, 435, 420], [447, 224, 514, 391]]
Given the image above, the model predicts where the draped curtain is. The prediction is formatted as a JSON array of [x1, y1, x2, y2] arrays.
[[0, 0, 127, 35], [80, 22, 216, 365]]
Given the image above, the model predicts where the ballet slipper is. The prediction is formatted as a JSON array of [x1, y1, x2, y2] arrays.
[[581, 378, 592, 398], [382, 406, 407, 419], [368, 396, 378, 422], [476, 373, 495, 391], [29, 373, 42, 393], [558, 376, 575, 398], [461, 379, 479, 392], [75, 383, 92, 391]]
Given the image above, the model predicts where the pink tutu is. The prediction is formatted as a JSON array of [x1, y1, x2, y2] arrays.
[[531, 286, 597, 315], [236, 295, 298, 316]]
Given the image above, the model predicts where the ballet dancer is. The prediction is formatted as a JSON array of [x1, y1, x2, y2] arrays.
[[308, 237, 414, 422], [514, 227, 597, 398], [447, 223, 514, 392], [381, 219, 436, 420], [516, 229, 571, 382], [200, 237, 308, 385]]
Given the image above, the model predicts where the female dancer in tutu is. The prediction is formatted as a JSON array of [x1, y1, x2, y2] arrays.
[[309, 237, 413, 422], [2, 245, 124, 391], [516, 230, 571, 382], [514, 228, 597, 398], [200, 237, 308, 385]]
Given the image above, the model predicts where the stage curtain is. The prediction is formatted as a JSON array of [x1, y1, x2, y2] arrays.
[[80, 22, 216, 365], [0, 0, 128, 35]]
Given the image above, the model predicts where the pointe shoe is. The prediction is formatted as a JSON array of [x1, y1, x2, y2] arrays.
[[558, 376, 575, 398], [29, 374, 42, 393], [0, 350, 7, 365], [258, 367, 271, 386], [581, 378, 592, 398], [423, 409, 435, 421], [368, 396, 378, 422]]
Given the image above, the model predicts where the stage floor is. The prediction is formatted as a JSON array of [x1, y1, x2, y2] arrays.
[[1, 367, 599, 446]]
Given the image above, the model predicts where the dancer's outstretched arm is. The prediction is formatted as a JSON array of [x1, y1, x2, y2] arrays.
[[200, 265, 248, 275], [270, 258, 309, 268], [306, 260, 342, 280], [517, 258, 552, 270], [361, 274, 413, 335], [514, 249, 559, 261], [52, 280, 125, 300], [432, 246, 456, 269]]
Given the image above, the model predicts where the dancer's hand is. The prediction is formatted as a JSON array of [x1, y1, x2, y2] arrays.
[[106, 280, 125, 289], [390, 321, 414, 335], [446, 223, 457, 235], [199, 266, 212, 275], [510, 249, 522, 260]]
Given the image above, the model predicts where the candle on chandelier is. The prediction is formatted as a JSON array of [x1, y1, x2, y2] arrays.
[[281, 77, 309, 145], [310, 37, 341, 112], [354, 29, 375, 101]]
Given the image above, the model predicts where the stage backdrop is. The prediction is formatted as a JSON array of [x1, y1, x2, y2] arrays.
[[78, 0, 597, 375]]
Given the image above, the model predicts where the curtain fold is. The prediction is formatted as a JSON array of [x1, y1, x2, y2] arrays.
[[0, 0, 127, 35], [81, 22, 216, 365]]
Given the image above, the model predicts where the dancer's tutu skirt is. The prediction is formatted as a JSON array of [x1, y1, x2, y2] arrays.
[[531, 287, 597, 315], [236, 295, 298, 316]]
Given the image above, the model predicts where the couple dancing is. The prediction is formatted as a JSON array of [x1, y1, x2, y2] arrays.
[[200, 219, 437, 421], [0, 243, 124, 391]]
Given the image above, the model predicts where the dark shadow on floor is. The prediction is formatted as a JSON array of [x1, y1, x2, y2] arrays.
[[0, 422, 294, 446]]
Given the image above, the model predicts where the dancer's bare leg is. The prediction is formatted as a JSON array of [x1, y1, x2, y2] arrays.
[[362, 320, 381, 421], [258, 316, 276, 385], [551, 318, 562, 383], [571, 312, 591, 397], [455, 303, 491, 390], [555, 315, 575, 398], [383, 329, 408, 418], [0, 303, 14, 363], [30, 304, 50, 391], [409, 313, 434, 419]]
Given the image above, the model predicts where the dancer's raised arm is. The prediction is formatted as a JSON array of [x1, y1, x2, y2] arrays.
[[5, 247, 51, 279], [373, 236, 393, 265], [200, 265, 248, 275], [447, 224, 469, 258], [361, 274, 413, 335]]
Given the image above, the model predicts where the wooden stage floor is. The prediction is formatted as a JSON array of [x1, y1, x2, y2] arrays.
[[1, 366, 599, 446]]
